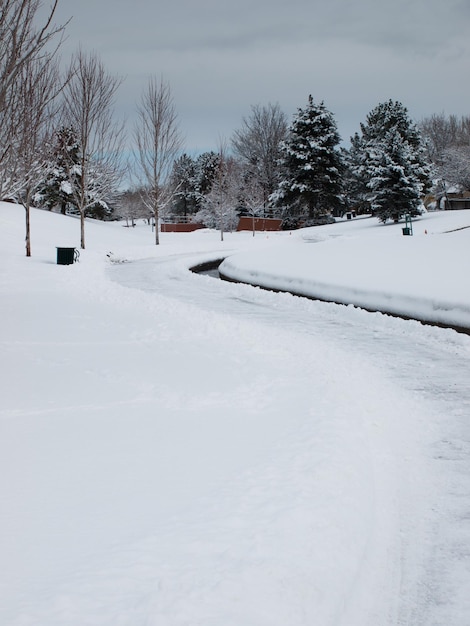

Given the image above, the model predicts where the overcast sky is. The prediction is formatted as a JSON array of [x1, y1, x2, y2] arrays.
[[50, 0, 470, 154]]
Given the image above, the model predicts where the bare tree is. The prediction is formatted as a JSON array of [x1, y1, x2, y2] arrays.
[[0, 0, 68, 196], [0, 0, 67, 112], [438, 146, 470, 191], [133, 77, 183, 245], [0, 85, 21, 195], [61, 49, 125, 249], [420, 113, 470, 202], [420, 113, 470, 163], [231, 103, 287, 212], [195, 144, 240, 240], [14, 56, 61, 256], [238, 168, 265, 236], [119, 187, 151, 226], [0, 0, 68, 256]]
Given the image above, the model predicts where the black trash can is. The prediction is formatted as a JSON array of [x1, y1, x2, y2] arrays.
[[56, 247, 76, 265]]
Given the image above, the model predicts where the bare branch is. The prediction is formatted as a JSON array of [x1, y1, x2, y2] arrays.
[[0, 0, 69, 113]]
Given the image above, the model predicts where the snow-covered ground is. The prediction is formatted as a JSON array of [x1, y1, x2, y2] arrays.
[[1, 202, 470, 625], [219, 211, 470, 330]]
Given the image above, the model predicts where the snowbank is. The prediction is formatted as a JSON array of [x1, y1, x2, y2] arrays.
[[219, 211, 470, 330]]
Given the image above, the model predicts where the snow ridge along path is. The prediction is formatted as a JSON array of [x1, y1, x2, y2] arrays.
[[218, 214, 470, 333]]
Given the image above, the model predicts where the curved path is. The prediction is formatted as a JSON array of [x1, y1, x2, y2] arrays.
[[110, 252, 470, 625]]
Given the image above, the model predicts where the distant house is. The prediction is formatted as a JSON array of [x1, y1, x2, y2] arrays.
[[236, 216, 282, 231], [443, 191, 470, 210], [160, 222, 205, 232]]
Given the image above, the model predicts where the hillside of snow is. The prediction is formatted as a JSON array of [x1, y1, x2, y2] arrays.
[[1, 203, 470, 626]]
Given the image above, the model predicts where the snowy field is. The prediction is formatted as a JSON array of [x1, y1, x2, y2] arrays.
[[1, 202, 470, 625]]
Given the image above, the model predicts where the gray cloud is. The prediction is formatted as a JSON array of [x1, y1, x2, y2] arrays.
[[53, 0, 470, 152]]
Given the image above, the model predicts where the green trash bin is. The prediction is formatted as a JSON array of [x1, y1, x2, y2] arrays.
[[56, 247, 77, 265]]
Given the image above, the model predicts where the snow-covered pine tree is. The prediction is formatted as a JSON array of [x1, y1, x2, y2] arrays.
[[36, 126, 81, 214], [170, 154, 199, 218], [37, 125, 115, 220], [272, 95, 343, 224], [368, 129, 424, 223], [351, 100, 431, 223], [341, 132, 371, 215], [195, 151, 221, 198]]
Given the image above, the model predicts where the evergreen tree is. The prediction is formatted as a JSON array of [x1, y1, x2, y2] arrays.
[[341, 132, 371, 215], [168, 152, 223, 220], [368, 129, 424, 222], [195, 151, 221, 197], [350, 100, 431, 222], [170, 154, 198, 217], [272, 95, 343, 222], [36, 126, 81, 214], [36, 125, 114, 220], [167, 151, 224, 220]]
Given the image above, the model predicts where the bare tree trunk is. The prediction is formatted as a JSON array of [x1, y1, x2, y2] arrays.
[[220, 199, 224, 242], [25, 204, 31, 257], [154, 189, 160, 245], [217, 142, 226, 242], [80, 212, 86, 249]]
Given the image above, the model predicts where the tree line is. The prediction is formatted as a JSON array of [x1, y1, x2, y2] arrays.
[[2, 0, 469, 255]]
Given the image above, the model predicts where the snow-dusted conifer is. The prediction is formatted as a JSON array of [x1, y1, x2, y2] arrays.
[[368, 129, 424, 222], [37, 126, 114, 220], [37, 126, 81, 214], [195, 151, 221, 197], [169, 152, 222, 219], [341, 132, 371, 215], [170, 154, 198, 218], [272, 95, 343, 222], [351, 100, 431, 222]]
